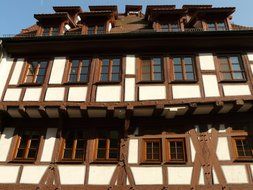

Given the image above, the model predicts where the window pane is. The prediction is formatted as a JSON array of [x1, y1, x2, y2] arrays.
[[69, 75, 77, 83], [113, 59, 120, 66], [142, 74, 151, 81], [112, 66, 120, 73], [88, 26, 95, 35], [186, 73, 195, 80], [97, 25, 105, 34], [51, 27, 59, 36], [153, 58, 161, 65], [27, 149, 37, 159], [80, 66, 89, 74], [63, 149, 72, 159], [232, 63, 241, 71], [110, 139, 118, 148], [207, 22, 216, 31], [101, 66, 109, 73], [43, 28, 50, 36], [171, 23, 180, 31], [173, 58, 181, 65], [154, 73, 162, 80], [231, 57, 239, 64], [102, 59, 109, 66], [233, 72, 244, 80], [109, 150, 118, 159], [16, 148, 25, 158], [175, 73, 183, 80], [98, 139, 106, 149], [217, 22, 226, 30], [220, 63, 230, 71], [75, 150, 84, 159], [142, 65, 151, 73], [111, 74, 120, 81], [184, 57, 192, 65], [222, 73, 232, 80], [101, 74, 108, 81], [80, 74, 88, 82], [25, 75, 34, 83], [161, 24, 168, 31], [154, 65, 161, 72], [97, 149, 106, 159], [174, 65, 182, 72]]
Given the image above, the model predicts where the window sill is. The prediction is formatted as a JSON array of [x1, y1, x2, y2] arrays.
[[234, 158, 253, 162], [164, 161, 187, 164], [57, 160, 85, 164], [220, 80, 247, 83], [137, 80, 164, 84], [18, 83, 42, 87], [10, 159, 36, 163], [64, 82, 89, 86], [95, 81, 122, 85], [170, 80, 198, 84], [140, 161, 162, 165], [91, 159, 119, 164]]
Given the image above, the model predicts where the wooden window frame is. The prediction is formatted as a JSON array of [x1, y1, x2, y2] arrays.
[[42, 26, 60, 36], [217, 55, 246, 82], [87, 24, 106, 35], [20, 59, 49, 86], [58, 129, 87, 163], [232, 136, 253, 162], [165, 138, 187, 163], [66, 58, 91, 84], [158, 21, 181, 32], [141, 138, 162, 164], [139, 57, 164, 83], [98, 57, 122, 83], [12, 129, 44, 163], [93, 130, 120, 163], [206, 20, 227, 31], [171, 56, 197, 82]]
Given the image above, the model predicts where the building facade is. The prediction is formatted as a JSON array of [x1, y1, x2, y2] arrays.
[[0, 4, 253, 189]]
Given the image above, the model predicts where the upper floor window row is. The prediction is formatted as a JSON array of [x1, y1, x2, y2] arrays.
[[20, 55, 247, 86]]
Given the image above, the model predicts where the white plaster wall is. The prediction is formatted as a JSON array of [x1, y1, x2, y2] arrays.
[[58, 165, 85, 185], [96, 85, 121, 102], [139, 85, 166, 101], [199, 53, 215, 70], [124, 78, 135, 101], [250, 64, 253, 75], [9, 58, 24, 85], [247, 52, 253, 61], [3, 88, 22, 101], [222, 165, 248, 184], [190, 138, 196, 162], [172, 85, 201, 99], [167, 167, 193, 185], [212, 168, 219, 184], [128, 139, 138, 164], [40, 128, 57, 162], [20, 166, 48, 184], [48, 57, 66, 84], [68, 86, 87, 102], [88, 165, 116, 185], [0, 57, 14, 100], [125, 55, 136, 75], [0, 166, 20, 183], [131, 167, 163, 185], [216, 137, 231, 160], [222, 84, 251, 96], [45, 87, 65, 101], [199, 167, 205, 185], [0, 128, 15, 161], [23, 87, 42, 101], [202, 75, 220, 97]]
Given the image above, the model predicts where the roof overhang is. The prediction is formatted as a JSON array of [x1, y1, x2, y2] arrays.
[[125, 5, 142, 15], [34, 13, 76, 27], [89, 5, 118, 19], [2, 30, 253, 56]]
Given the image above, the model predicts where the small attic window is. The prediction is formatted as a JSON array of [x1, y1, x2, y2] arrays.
[[127, 11, 140, 15], [125, 5, 142, 16]]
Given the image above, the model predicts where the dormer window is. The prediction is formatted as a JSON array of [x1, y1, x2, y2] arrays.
[[206, 21, 227, 31], [160, 22, 180, 32], [42, 26, 60, 36], [87, 25, 105, 35]]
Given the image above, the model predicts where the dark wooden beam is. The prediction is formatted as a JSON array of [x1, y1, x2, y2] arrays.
[[126, 105, 133, 119], [18, 106, 29, 119], [185, 103, 197, 116], [38, 106, 49, 118], [80, 105, 88, 119], [229, 99, 244, 113], [210, 101, 224, 115], [106, 106, 114, 118], [152, 104, 164, 117], [59, 105, 68, 119]]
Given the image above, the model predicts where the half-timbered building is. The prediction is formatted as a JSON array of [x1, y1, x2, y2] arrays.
[[0, 4, 253, 190]]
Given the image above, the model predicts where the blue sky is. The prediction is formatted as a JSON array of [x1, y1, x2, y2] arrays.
[[0, 0, 252, 35]]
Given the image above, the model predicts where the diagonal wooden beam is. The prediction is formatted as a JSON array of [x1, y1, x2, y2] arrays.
[[152, 104, 164, 117], [18, 106, 29, 119], [38, 106, 49, 118], [106, 106, 114, 118], [59, 105, 68, 119], [229, 99, 244, 113], [185, 103, 197, 116], [210, 101, 224, 115]]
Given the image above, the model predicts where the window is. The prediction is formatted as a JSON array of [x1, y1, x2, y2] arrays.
[[159, 22, 180, 32], [99, 58, 121, 82], [166, 138, 186, 163], [143, 139, 161, 163], [42, 27, 59, 36], [13, 129, 42, 161], [22, 60, 48, 84], [95, 131, 119, 162], [68, 59, 91, 83], [87, 25, 106, 35], [218, 55, 246, 81], [233, 136, 253, 161], [172, 56, 196, 81], [140, 57, 163, 81], [59, 129, 86, 162], [206, 21, 227, 31]]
